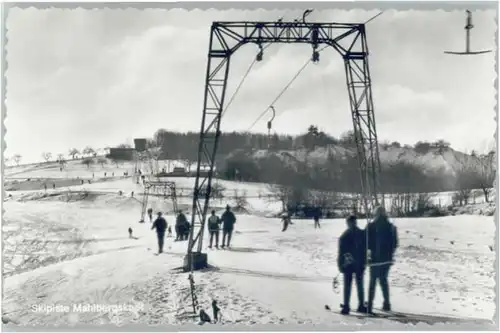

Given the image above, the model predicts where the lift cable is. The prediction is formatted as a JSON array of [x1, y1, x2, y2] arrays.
[[246, 12, 383, 132], [246, 44, 329, 131], [364, 11, 384, 24], [221, 44, 272, 118]]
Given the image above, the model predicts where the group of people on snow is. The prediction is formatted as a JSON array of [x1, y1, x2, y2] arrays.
[[337, 205, 399, 315], [207, 205, 237, 249], [147, 204, 238, 253]]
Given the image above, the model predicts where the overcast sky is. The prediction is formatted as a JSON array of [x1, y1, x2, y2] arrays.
[[5, 8, 496, 163]]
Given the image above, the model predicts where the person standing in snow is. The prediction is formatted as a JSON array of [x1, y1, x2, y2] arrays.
[[151, 212, 168, 254], [221, 205, 236, 248], [183, 217, 191, 241], [281, 212, 293, 232], [207, 210, 221, 249], [313, 211, 321, 229], [176, 210, 188, 241], [366, 206, 399, 314], [338, 215, 367, 315]]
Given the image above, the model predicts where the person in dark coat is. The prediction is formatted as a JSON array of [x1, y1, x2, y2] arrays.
[[281, 213, 293, 232], [207, 210, 221, 248], [338, 215, 367, 315], [366, 206, 399, 313], [183, 217, 191, 241], [220, 205, 236, 248], [313, 212, 321, 229], [151, 212, 168, 254], [176, 210, 188, 241]]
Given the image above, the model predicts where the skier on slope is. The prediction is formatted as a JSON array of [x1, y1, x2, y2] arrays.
[[151, 212, 168, 254], [366, 205, 399, 314], [147, 208, 153, 222], [313, 210, 321, 229], [281, 212, 293, 232], [207, 210, 221, 249], [220, 205, 236, 248], [337, 215, 368, 315]]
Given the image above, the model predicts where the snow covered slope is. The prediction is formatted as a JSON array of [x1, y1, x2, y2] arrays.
[[2, 160, 495, 328], [3, 199, 495, 326]]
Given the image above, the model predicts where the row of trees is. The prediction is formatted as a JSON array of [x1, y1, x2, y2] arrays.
[[150, 127, 465, 162], [5, 146, 114, 167], [219, 146, 496, 203]]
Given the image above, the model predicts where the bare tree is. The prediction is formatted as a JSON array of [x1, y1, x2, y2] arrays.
[[12, 154, 22, 166], [454, 168, 475, 206], [110, 157, 120, 168], [42, 152, 52, 162], [211, 182, 226, 203], [268, 184, 291, 212], [68, 148, 80, 159], [470, 152, 496, 203], [82, 146, 95, 157], [97, 157, 108, 168], [82, 157, 94, 169], [57, 154, 67, 169], [233, 189, 249, 211], [451, 149, 494, 205]]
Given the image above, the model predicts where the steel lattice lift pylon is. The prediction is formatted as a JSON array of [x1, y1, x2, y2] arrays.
[[139, 181, 179, 222], [185, 19, 384, 271]]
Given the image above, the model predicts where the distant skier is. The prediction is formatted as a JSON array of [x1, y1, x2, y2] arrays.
[[281, 212, 293, 232], [176, 210, 188, 241], [313, 211, 321, 229], [221, 205, 236, 248], [338, 215, 367, 315], [147, 208, 153, 222], [366, 206, 399, 314], [167, 225, 172, 238], [207, 210, 221, 249], [151, 212, 168, 254], [128, 227, 133, 238]]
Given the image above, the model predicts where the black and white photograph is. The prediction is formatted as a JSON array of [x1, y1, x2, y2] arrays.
[[2, 4, 497, 329]]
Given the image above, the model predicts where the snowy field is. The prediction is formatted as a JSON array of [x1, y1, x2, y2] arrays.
[[2, 160, 497, 328]]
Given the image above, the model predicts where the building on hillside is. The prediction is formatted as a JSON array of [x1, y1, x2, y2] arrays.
[[134, 138, 148, 152], [108, 147, 135, 160]]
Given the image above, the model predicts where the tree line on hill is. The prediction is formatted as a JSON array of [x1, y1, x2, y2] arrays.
[[150, 126, 495, 201]]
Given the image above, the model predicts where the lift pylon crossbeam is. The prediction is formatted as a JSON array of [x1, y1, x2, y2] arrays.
[[186, 19, 384, 272], [139, 181, 179, 222]]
